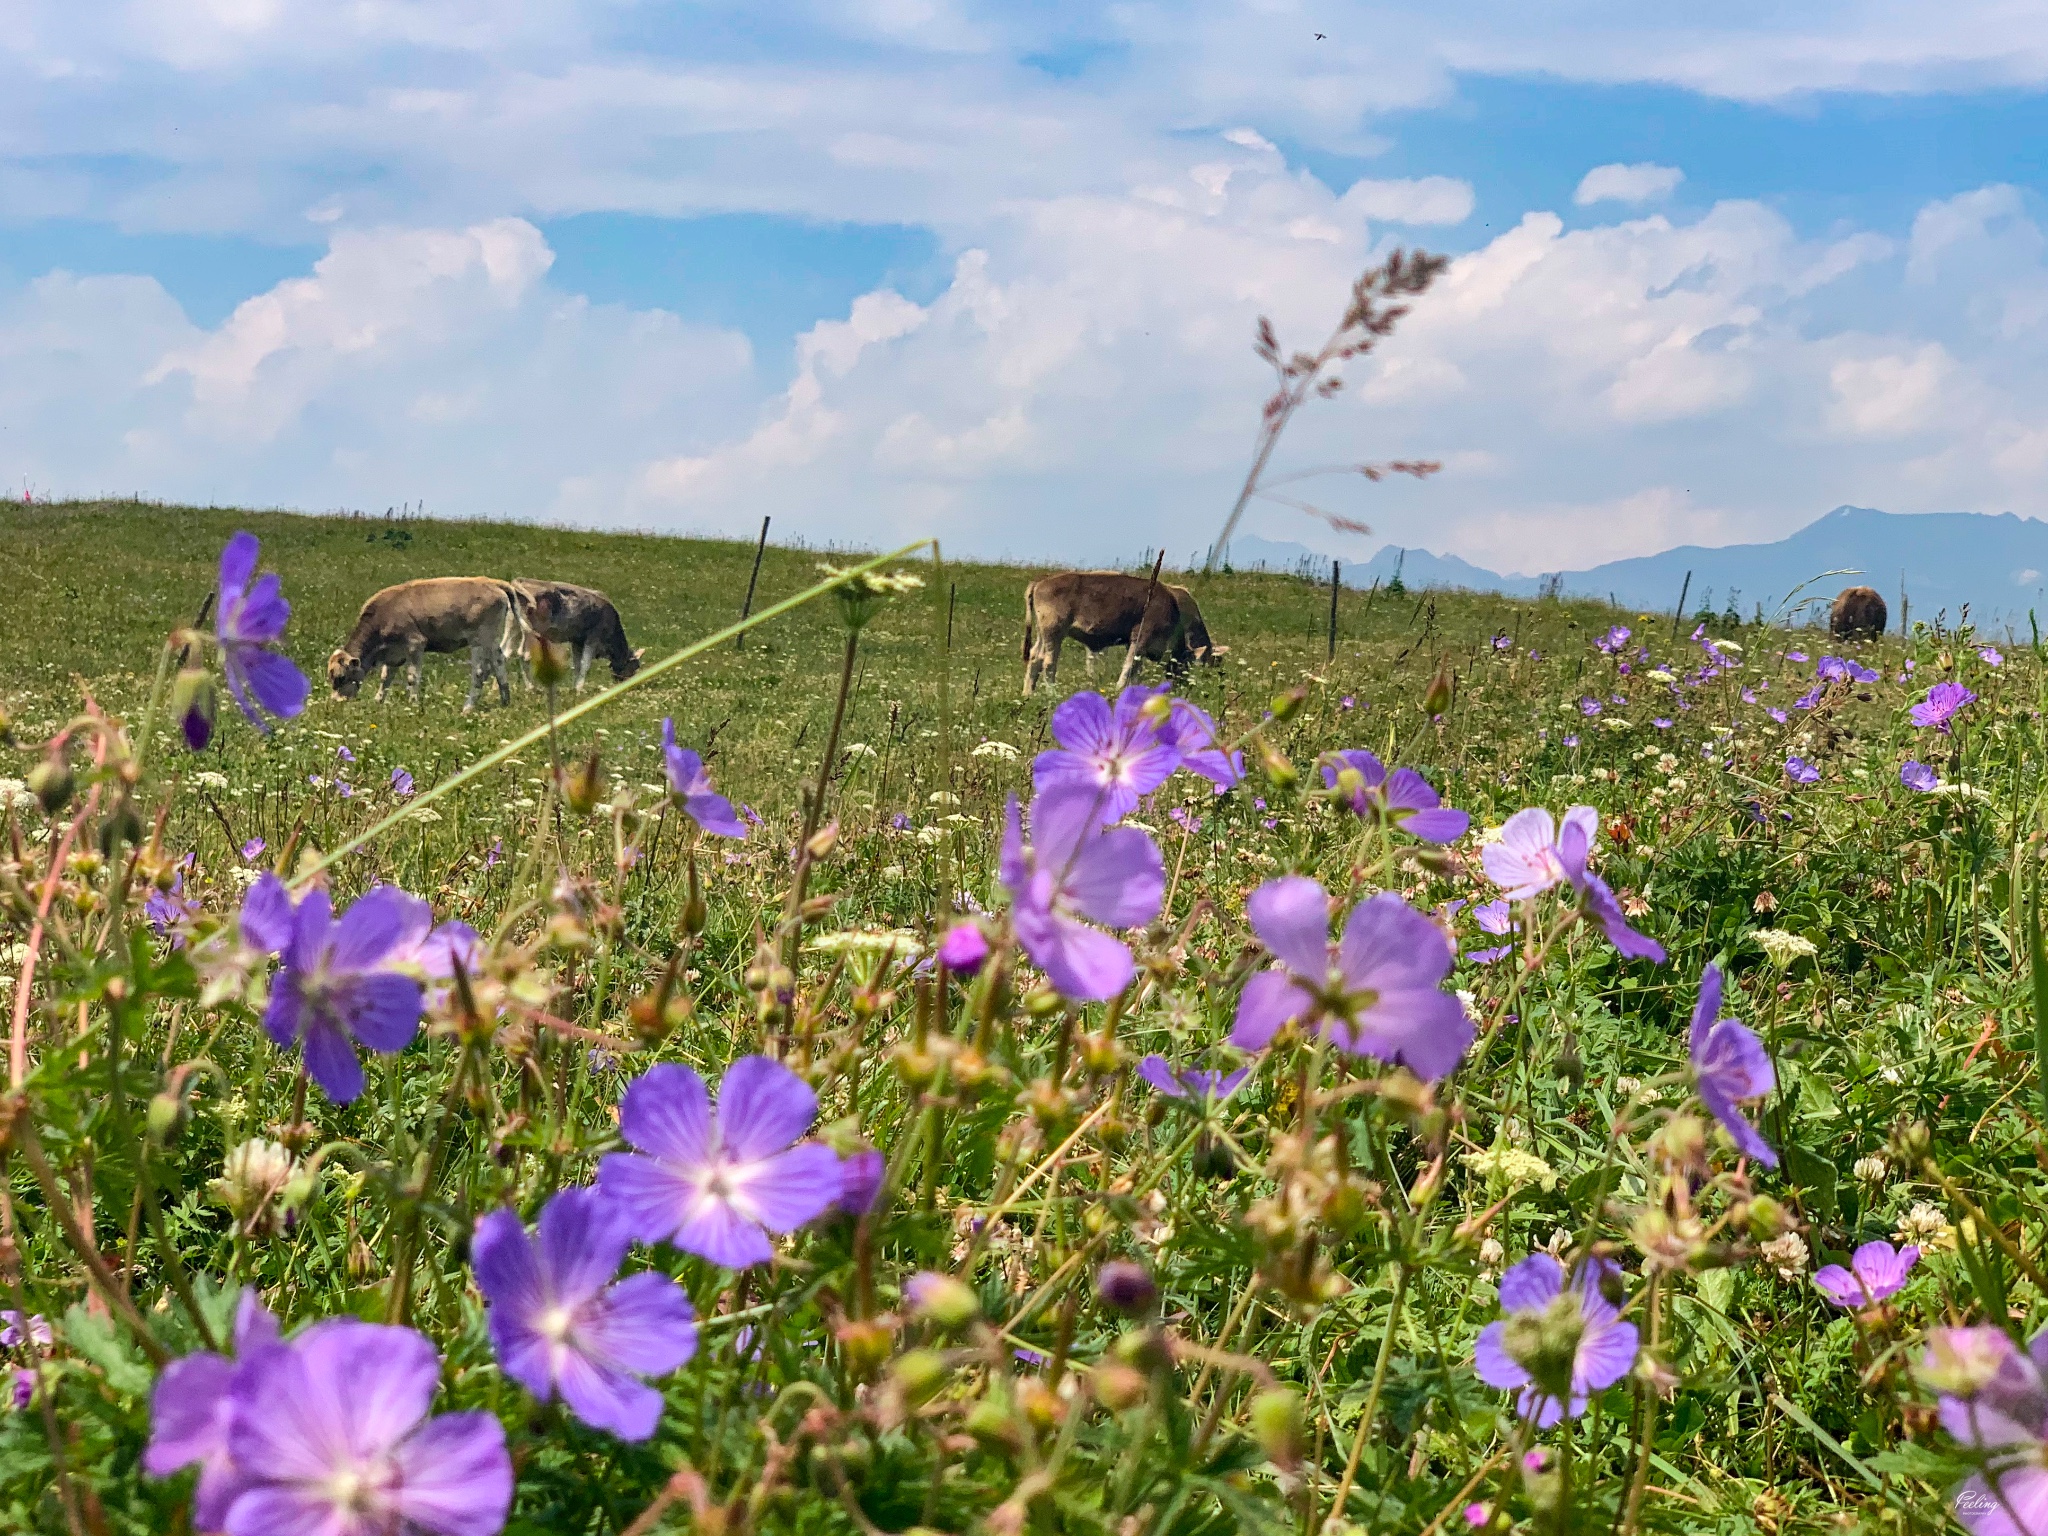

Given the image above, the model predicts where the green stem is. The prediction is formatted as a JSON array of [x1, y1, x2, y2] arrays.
[[1326, 1260, 1410, 1529]]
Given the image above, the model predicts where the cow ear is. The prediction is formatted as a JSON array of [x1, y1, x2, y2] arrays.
[[633, 648, 646, 661]]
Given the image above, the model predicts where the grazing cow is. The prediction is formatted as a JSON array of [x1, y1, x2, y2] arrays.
[[1022, 571, 1227, 695], [1830, 585, 1888, 641], [507, 580, 644, 690], [327, 578, 521, 712]]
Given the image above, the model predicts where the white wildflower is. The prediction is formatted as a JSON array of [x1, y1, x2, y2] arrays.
[[971, 740, 1020, 761], [1895, 1202, 1956, 1253], [1761, 1232, 1809, 1280], [1752, 930, 1819, 969], [1853, 1155, 1889, 1187], [192, 771, 231, 791]]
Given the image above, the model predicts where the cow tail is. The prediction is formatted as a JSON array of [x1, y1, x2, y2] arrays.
[[1023, 586, 1037, 663], [498, 582, 531, 657]]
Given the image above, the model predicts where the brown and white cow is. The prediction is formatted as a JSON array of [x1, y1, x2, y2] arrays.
[[1022, 571, 1227, 695], [1829, 585, 1888, 641], [327, 578, 521, 712], [507, 580, 644, 690]]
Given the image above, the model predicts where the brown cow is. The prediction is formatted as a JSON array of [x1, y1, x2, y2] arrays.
[[1829, 585, 1888, 641], [327, 578, 521, 711], [507, 580, 644, 690], [1022, 571, 1227, 695]]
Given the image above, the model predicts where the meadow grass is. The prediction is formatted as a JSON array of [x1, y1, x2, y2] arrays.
[[0, 497, 2037, 1536]]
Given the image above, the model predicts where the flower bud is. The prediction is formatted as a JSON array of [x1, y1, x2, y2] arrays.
[[146, 1090, 185, 1144], [1023, 987, 1065, 1018], [1248, 1389, 1302, 1469], [26, 755, 72, 816], [1257, 739, 1296, 790], [891, 1348, 950, 1406], [171, 668, 217, 753], [1744, 1194, 1791, 1241], [937, 923, 989, 976], [1094, 1261, 1158, 1317], [805, 822, 840, 860], [565, 751, 605, 816], [527, 636, 571, 689], [1890, 1119, 1933, 1165], [680, 895, 707, 936], [1423, 665, 1455, 717], [905, 1271, 980, 1330], [835, 1318, 896, 1375], [1268, 687, 1308, 723], [1091, 1362, 1149, 1412], [1501, 1293, 1585, 1401]]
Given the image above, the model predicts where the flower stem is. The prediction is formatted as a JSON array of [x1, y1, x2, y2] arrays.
[[1326, 1259, 1409, 1529]]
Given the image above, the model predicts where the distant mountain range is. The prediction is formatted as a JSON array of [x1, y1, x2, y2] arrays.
[[1226, 506, 2048, 633]]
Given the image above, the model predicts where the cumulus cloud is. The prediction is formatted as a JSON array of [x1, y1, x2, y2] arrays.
[[1574, 163, 1685, 206]]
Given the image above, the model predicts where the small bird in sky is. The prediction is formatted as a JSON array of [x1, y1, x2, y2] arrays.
[[1315, 32, 1326, 40]]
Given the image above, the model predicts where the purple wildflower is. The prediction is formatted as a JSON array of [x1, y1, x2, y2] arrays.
[[1320, 749, 1470, 844], [1653, 718, 1672, 729], [1165, 699, 1245, 790], [1595, 625, 1630, 655], [1787, 650, 1808, 662], [254, 879, 430, 1103], [1473, 1255, 1639, 1426], [1229, 877, 1472, 1080], [1561, 734, 1579, 748], [142, 1293, 283, 1529], [222, 1319, 512, 1536], [8, 1369, 27, 1410], [1923, 1326, 2048, 1536], [1981, 646, 2005, 667], [1902, 761, 1939, 792], [1814, 1241, 1920, 1308], [145, 872, 198, 938], [598, 1055, 844, 1268], [1785, 755, 1820, 785], [889, 812, 912, 831], [1768, 708, 1788, 724], [1688, 964, 1776, 1167], [1168, 805, 1203, 833], [214, 532, 309, 731], [937, 922, 990, 975], [1579, 697, 1601, 717], [1467, 898, 1514, 964], [1794, 686, 1823, 710], [484, 838, 502, 869], [1913, 681, 1978, 734], [472, 1187, 698, 1441], [0, 1313, 49, 1351], [1137, 1055, 1250, 1102], [1095, 1261, 1158, 1316], [1483, 807, 1662, 962], [1493, 635, 1511, 650], [661, 720, 746, 837], [240, 837, 266, 862], [999, 785, 1164, 1001], [1033, 688, 1181, 820], [336, 746, 355, 763], [834, 1150, 886, 1216], [1340, 694, 1357, 708], [392, 768, 415, 798]]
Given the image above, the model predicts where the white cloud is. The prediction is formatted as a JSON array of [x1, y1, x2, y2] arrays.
[[1338, 176, 1474, 226], [1826, 344, 1955, 436], [1574, 163, 1685, 206]]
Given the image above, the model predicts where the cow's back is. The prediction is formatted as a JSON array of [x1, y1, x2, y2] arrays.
[[355, 578, 510, 649], [1031, 572, 1168, 644]]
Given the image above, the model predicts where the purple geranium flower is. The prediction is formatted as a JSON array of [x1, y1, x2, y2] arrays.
[[1474, 1255, 1638, 1426], [999, 785, 1164, 1001], [1229, 877, 1472, 1081], [1794, 686, 1823, 710], [223, 1318, 511, 1536], [1768, 707, 1788, 724], [1785, 755, 1820, 785], [1467, 898, 1514, 964], [142, 1293, 283, 1528], [661, 720, 746, 837], [214, 532, 309, 731], [145, 872, 198, 939], [0, 1312, 50, 1350], [1653, 718, 1672, 729], [1688, 964, 1776, 1168], [1033, 688, 1180, 821], [1924, 1327, 2048, 1536], [253, 878, 430, 1104], [240, 837, 266, 862], [1165, 699, 1244, 790], [1482, 807, 1663, 962], [472, 1187, 698, 1441], [392, 768, 415, 798], [1981, 646, 2004, 667], [1902, 761, 1939, 792], [1815, 1241, 1920, 1309], [1787, 650, 1808, 662], [1595, 625, 1631, 655], [1579, 697, 1601, 716], [835, 1149, 886, 1216], [1137, 1055, 1250, 1102], [937, 922, 990, 975], [598, 1056, 844, 1268], [1320, 749, 1470, 844], [1913, 681, 1978, 734]]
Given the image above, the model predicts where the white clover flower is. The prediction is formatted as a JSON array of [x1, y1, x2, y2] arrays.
[[1760, 1232, 1809, 1280], [1478, 1237, 1506, 1270], [1896, 1202, 1956, 1253], [1752, 930, 1819, 969], [1656, 754, 1678, 774], [971, 740, 1020, 761], [881, 864, 906, 881], [192, 771, 231, 791], [1853, 1155, 1889, 1187]]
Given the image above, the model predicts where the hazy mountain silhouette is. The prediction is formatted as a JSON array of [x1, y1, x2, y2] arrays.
[[1227, 506, 2048, 632]]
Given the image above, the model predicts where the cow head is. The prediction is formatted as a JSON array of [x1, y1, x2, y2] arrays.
[[327, 649, 366, 699], [611, 647, 646, 681], [1196, 642, 1229, 666]]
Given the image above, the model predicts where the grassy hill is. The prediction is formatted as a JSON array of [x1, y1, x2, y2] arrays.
[[1, 497, 2027, 1536]]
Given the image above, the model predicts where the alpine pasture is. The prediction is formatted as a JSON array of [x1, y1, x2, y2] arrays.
[[0, 496, 2035, 1536]]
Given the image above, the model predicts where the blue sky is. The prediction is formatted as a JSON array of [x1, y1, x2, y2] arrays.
[[4, 3, 2047, 570]]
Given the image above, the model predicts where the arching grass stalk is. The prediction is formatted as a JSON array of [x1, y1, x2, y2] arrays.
[[1325, 1258, 1410, 1529], [288, 540, 936, 892]]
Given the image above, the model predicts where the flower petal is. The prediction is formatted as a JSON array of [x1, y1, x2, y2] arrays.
[[536, 1187, 633, 1309], [1021, 909, 1134, 1001], [236, 647, 309, 720], [1247, 876, 1332, 979], [301, 1022, 366, 1104], [239, 875, 295, 954], [329, 886, 430, 973], [716, 1056, 819, 1164], [1497, 1254, 1564, 1313], [595, 1153, 694, 1245], [1061, 825, 1165, 930], [1231, 969, 1313, 1051], [1472, 1321, 1528, 1390], [579, 1271, 698, 1381], [619, 1064, 714, 1166], [556, 1349, 666, 1441], [732, 1143, 844, 1233], [333, 972, 424, 1055], [389, 1410, 513, 1536]]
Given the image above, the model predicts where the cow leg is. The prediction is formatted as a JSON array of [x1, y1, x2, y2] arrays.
[[376, 664, 392, 703], [1114, 638, 1144, 690], [574, 642, 593, 691], [1083, 649, 1097, 678], [407, 641, 425, 706], [494, 644, 511, 706]]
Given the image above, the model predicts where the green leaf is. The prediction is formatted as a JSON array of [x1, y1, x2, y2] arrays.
[[61, 1304, 154, 1398]]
